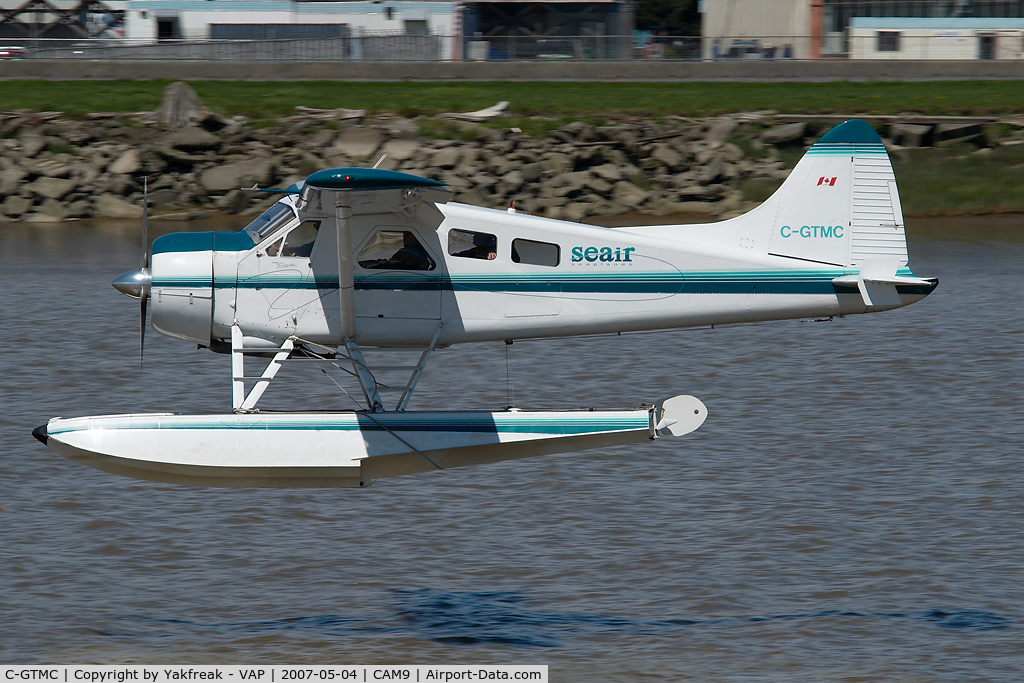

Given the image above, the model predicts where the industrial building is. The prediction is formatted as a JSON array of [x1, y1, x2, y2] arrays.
[[701, 0, 1024, 59], [0, 0, 634, 60]]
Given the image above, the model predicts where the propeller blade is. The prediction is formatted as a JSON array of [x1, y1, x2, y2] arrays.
[[140, 288, 149, 365], [140, 178, 149, 366], [140, 177, 149, 269]]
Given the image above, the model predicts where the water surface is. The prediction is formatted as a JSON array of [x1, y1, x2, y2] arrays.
[[1, 216, 1021, 681]]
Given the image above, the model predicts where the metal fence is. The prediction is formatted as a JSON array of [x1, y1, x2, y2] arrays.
[[19, 34, 443, 62], [7, 33, 1024, 62]]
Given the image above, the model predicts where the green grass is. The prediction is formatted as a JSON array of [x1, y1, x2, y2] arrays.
[[5, 80, 1024, 119], [895, 144, 1024, 215]]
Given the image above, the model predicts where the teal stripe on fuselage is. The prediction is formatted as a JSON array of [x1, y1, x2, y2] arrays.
[[155, 271, 852, 296]]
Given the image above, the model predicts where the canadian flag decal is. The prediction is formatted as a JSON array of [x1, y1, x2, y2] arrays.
[[817, 176, 837, 186]]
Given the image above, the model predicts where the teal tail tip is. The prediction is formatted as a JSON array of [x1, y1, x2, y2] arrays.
[[32, 424, 48, 445], [818, 119, 882, 145]]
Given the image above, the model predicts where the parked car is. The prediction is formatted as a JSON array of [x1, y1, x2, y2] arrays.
[[0, 46, 26, 59]]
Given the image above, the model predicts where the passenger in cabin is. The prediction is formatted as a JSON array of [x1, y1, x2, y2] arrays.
[[448, 228, 497, 260], [456, 232, 497, 260]]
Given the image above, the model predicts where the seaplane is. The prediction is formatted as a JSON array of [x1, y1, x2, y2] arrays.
[[33, 119, 937, 488]]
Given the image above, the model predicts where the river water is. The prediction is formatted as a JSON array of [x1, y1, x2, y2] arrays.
[[1, 215, 1022, 681]]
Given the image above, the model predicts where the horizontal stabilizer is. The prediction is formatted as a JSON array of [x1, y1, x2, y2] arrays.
[[832, 257, 936, 307]]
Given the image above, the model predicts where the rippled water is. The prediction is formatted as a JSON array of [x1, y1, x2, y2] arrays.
[[1, 216, 1022, 680]]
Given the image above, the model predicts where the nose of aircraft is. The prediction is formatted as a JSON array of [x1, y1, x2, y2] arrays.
[[112, 268, 151, 299]]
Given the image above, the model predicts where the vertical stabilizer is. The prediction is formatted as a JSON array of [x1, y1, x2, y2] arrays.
[[759, 119, 908, 268]]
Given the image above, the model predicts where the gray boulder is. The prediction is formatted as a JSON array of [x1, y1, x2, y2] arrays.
[[384, 118, 419, 140], [31, 157, 73, 178], [612, 181, 649, 209], [108, 149, 142, 175], [585, 175, 613, 195], [165, 126, 221, 152], [382, 139, 420, 162], [95, 194, 143, 218], [541, 152, 573, 176], [155, 82, 206, 129], [22, 212, 64, 223], [199, 159, 275, 193], [561, 203, 590, 222], [557, 171, 590, 196], [762, 122, 806, 146], [591, 164, 623, 182], [889, 123, 931, 147], [148, 188, 180, 207], [21, 134, 47, 158], [0, 167, 27, 194], [520, 162, 543, 183], [430, 146, 462, 169], [650, 143, 684, 171], [2, 195, 32, 216], [308, 128, 336, 148], [699, 158, 724, 183], [332, 128, 382, 160], [497, 169, 524, 196], [37, 198, 70, 220], [706, 119, 738, 143], [27, 176, 77, 200], [66, 199, 93, 217]]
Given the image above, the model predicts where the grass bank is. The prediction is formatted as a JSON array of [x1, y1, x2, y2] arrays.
[[5, 79, 1024, 216], [4, 79, 1024, 119]]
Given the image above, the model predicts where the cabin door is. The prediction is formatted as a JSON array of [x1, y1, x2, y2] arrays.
[[353, 227, 442, 321], [236, 219, 324, 338]]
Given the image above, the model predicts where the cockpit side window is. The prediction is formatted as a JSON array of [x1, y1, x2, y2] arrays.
[[448, 228, 497, 260], [358, 230, 436, 271], [280, 220, 320, 258], [242, 202, 296, 244]]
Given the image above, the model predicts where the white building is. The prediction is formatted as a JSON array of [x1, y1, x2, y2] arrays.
[[849, 17, 1024, 60], [109, 0, 455, 41]]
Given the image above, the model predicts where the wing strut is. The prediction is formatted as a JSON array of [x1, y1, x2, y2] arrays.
[[335, 197, 357, 339]]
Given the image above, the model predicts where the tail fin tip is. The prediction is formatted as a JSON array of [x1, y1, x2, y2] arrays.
[[817, 119, 881, 145]]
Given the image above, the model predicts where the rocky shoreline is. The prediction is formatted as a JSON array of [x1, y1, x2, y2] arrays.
[[0, 102, 1005, 225]]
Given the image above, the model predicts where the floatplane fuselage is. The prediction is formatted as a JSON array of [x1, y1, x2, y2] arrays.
[[34, 119, 936, 488]]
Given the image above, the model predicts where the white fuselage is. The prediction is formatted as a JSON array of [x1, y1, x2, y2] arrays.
[[148, 195, 932, 350]]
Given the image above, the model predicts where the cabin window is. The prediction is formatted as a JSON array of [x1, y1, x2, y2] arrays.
[[358, 230, 436, 271], [280, 220, 320, 258], [448, 228, 497, 260], [511, 238, 560, 267], [877, 31, 900, 52], [242, 202, 295, 243]]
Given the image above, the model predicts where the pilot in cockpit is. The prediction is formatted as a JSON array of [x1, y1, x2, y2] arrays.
[[391, 231, 436, 270]]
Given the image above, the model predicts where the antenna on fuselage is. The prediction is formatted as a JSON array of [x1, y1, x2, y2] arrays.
[[372, 153, 388, 169]]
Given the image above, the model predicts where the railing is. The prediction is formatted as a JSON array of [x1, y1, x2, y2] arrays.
[[19, 34, 444, 62], [7, 33, 1024, 62]]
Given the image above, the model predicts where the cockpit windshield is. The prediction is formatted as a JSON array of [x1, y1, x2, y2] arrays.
[[242, 202, 296, 243]]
